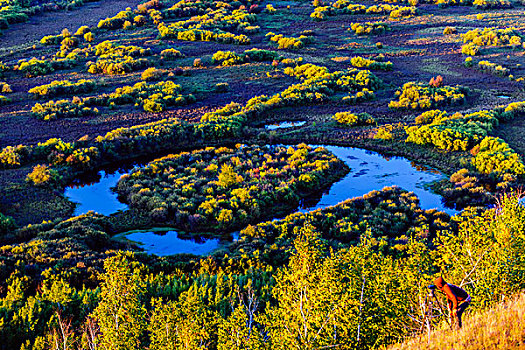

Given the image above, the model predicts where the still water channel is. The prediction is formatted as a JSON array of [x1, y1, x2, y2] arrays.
[[65, 144, 456, 256]]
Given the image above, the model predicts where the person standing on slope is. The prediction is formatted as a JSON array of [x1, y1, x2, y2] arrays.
[[433, 276, 471, 329]]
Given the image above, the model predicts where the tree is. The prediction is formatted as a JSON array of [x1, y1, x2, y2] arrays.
[[92, 252, 147, 350]]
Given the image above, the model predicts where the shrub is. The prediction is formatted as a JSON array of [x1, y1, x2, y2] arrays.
[[215, 82, 229, 92], [266, 4, 276, 12], [193, 58, 203, 67], [375, 125, 393, 140], [106, 80, 195, 112], [389, 82, 467, 110], [0, 95, 10, 105], [116, 144, 347, 230], [333, 111, 376, 126], [74, 25, 90, 36], [212, 50, 245, 66], [0, 212, 15, 234], [0, 145, 28, 168], [0, 82, 11, 94], [350, 56, 392, 70], [26, 164, 61, 186], [97, 9, 134, 30], [472, 137, 525, 175], [84, 32, 94, 42], [31, 99, 98, 120], [141, 67, 166, 81], [462, 42, 480, 56], [160, 48, 184, 60], [87, 57, 150, 75], [28, 79, 96, 97], [473, 0, 512, 8], [349, 22, 388, 35], [477, 60, 510, 77], [268, 33, 313, 50], [443, 26, 457, 35]]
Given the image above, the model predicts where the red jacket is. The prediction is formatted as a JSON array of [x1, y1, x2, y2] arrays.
[[441, 283, 470, 311]]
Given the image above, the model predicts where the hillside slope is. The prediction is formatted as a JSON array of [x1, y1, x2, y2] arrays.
[[388, 293, 525, 350]]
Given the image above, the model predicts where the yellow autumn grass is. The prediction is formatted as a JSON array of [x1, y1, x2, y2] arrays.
[[388, 293, 525, 350]]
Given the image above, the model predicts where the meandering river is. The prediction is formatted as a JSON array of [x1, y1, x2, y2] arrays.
[[65, 144, 456, 256]]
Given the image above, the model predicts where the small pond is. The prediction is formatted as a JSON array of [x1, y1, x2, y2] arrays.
[[64, 145, 457, 255], [65, 170, 129, 217], [117, 228, 221, 256], [265, 121, 306, 130]]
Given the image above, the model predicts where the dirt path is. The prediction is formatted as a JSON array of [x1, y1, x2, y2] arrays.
[[0, 0, 144, 49]]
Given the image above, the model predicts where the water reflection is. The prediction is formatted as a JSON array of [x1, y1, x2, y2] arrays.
[[122, 229, 220, 256], [265, 121, 306, 130]]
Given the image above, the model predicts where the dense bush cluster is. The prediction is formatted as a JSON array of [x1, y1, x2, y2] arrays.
[[83, 80, 195, 113], [116, 144, 347, 230], [28, 79, 96, 97], [472, 0, 512, 9], [471, 136, 525, 174], [350, 56, 393, 70], [389, 82, 467, 110], [239, 187, 451, 256], [26, 164, 61, 186], [311, 1, 416, 19], [477, 60, 510, 77], [212, 48, 278, 66], [349, 22, 388, 35], [158, 26, 250, 44], [15, 57, 75, 77], [160, 48, 184, 60], [463, 27, 523, 47], [333, 111, 376, 126], [87, 41, 152, 75], [31, 99, 98, 120], [97, 8, 134, 30], [405, 109, 496, 151], [157, 7, 254, 45], [266, 32, 314, 50], [405, 106, 525, 175]]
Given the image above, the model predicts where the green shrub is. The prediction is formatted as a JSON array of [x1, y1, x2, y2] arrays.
[[349, 22, 388, 35], [350, 56, 392, 70], [28, 79, 96, 98], [31, 99, 98, 120], [26, 164, 61, 186], [389, 82, 467, 110], [477, 60, 510, 77], [97, 9, 134, 30], [74, 25, 90, 36], [333, 111, 376, 126], [116, 144, 347, 230], [472, 137, 525, 175], [141, 67, 166, 81], [160, 48, 184, 60], [0, 212, 15, 234]]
